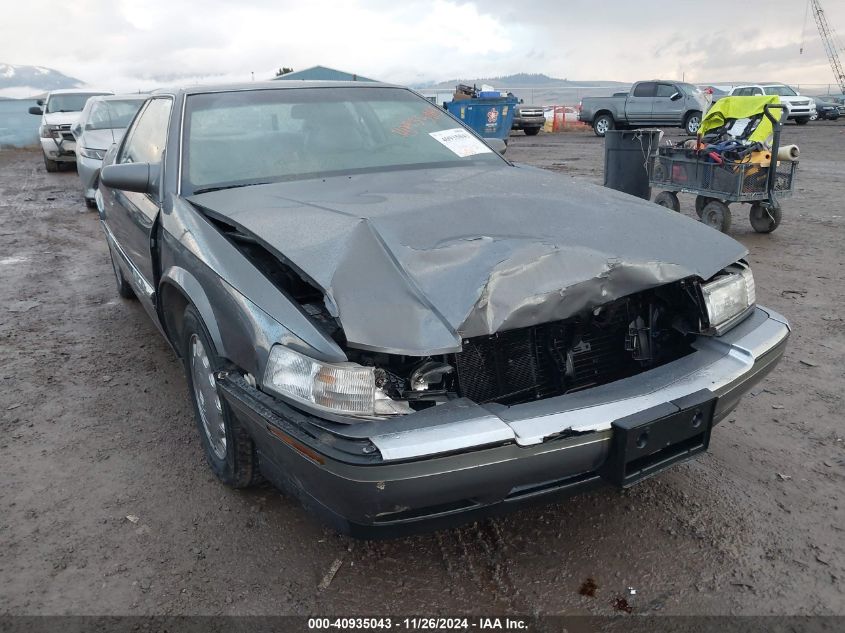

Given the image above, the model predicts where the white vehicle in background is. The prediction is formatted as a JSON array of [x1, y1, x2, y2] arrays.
[[71, 95, 147, 208], [728, 83, 816, 125], [28, 89, 112, 172]]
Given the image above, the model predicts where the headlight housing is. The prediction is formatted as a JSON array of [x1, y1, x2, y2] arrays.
[[40, 125, 57, 139], [79, 147, 106, 160], [701, 264, 755, 334], [262, 345, 411, 419]]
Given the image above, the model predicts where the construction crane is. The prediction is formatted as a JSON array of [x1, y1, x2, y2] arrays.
[[801, 0, 845, 93]]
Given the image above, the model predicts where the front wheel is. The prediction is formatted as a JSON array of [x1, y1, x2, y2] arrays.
[[749, 203, 782, 233], [684, 111, 702, 135], [43, 154, 59, 173], [524, 127, 540, 136], [654, 191, 681, 212], [593, 114, 614, 137], [795, 117, 810, 125], [700, 200, 732, 233], [182, 305, 260, 488]]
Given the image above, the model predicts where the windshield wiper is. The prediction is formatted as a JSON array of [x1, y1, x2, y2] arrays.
[[192, 182, 271, 195]]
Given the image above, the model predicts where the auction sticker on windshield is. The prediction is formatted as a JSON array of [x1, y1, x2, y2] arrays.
[[429, 128, 493, 158]]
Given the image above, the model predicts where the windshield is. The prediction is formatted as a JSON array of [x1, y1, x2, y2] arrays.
[[182, 87, 504, 195], [46, 93, 110, 114], [763, 85, 797, 97], [87, 99, 145, 130]]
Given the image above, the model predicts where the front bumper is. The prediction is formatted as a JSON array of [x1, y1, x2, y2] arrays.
[[512, 116, 545, 129], [40, 136, 76, 161], [220, 306, 789, 536]]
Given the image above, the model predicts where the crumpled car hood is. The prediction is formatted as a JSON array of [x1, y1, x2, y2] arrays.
[[189, 165, 746, 355]]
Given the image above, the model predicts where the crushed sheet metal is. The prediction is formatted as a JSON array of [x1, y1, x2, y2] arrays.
[[189, 164, 746, 355]]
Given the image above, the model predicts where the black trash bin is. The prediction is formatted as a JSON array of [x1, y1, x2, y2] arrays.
[[603, 129, 661, 200]]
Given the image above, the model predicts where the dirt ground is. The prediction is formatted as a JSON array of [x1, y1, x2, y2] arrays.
[[1, 121, 843, 618]]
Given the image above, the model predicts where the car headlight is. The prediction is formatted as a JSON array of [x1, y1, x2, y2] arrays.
[[262, 345, 411, 418], [40, 125, 57, 138], [701, 265, 755, 334], [79, 147, 105, 160]]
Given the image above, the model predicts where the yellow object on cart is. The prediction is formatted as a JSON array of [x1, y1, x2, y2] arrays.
[[699, 95, 781, 143]]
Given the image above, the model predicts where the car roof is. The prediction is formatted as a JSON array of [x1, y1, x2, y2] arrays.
[[89, 94, 149, 102], [153, 79, 396, 98], [48, 89, 114, 96]]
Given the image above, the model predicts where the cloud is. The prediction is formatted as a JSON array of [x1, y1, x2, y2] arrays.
[[1, 0, 843, 90]]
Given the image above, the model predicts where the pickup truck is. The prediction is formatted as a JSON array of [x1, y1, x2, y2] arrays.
[[511, 103, 545, 135], [579, 80, 709, 137]]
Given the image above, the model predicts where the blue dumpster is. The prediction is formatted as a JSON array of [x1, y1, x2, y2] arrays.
[[445, 97, 518, 141]]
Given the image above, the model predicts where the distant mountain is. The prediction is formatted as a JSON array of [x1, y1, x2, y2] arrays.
[[414, 73, 629, 89], [0, 63, 83, 97]]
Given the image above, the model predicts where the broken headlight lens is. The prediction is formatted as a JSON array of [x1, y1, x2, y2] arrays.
[[701, 266, 755, 333], [262, 345, 411, 418]]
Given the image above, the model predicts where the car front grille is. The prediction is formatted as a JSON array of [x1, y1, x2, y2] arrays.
[[452, 301, 639, 405], [792, 100, 809, 106], [449, 289, 698, 406], [519, 109, 544, 117]]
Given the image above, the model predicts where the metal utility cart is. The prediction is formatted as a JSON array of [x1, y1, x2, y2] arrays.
[[650, 103, 795, 233]]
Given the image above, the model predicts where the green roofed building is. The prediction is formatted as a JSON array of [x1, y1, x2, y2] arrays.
[[272, 66, 377, 82]]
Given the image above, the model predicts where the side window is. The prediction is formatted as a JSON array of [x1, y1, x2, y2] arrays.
[[119, 98, 172, 165], [753, 88, 764, 96], [655, 83, 677, 98], [632, 82, 656, 98], [734, 88, 748, 96]]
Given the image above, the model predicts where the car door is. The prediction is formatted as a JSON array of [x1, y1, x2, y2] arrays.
[[625, 82, 655, 124], [102, 97, 173, 307], [652, 82, 684, 125]]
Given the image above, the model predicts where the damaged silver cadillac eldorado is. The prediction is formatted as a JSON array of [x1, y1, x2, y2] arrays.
[[96, 81, 790, 536]]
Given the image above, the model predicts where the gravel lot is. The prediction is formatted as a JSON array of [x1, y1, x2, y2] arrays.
[[1, 121, 843, 617]]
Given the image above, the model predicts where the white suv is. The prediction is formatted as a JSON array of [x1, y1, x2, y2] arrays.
[[728, 83, 816, 125], [29, 89, 112, 172]]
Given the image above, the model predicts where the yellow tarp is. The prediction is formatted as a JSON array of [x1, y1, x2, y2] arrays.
[[699, 95, 781, 143]]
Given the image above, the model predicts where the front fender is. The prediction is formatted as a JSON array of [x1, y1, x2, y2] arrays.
[[160, 264, 311, 380]]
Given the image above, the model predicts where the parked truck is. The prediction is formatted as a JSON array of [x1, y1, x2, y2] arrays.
[[579, 80, 710, 137]]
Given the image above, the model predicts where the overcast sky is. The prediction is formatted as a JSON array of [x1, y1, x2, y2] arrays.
[[3, 0, 844, 91]]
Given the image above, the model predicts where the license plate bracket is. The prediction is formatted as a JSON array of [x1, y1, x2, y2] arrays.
[[602, 389, 715, 488]]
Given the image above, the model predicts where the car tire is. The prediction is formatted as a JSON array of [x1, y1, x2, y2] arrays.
[[43, 154, 59, 173], [795, 117, 810, 125], [749, 203, 782, 233], [700, 200, 732, 233], [84, 197, 97, 209], [593, 114, 614, 137], [524, 127, 540, 136], [182, 305, 260, 489], [107, 246, 136, 300], [654, 191, 681, 212], [684, 111, 702, 136]]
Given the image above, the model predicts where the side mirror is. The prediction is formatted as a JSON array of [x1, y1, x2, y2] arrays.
[[670, 92, 682, 101], [486, 138, 507, 155], [28, 106, 43, 115], [100, 162, 157, 194]]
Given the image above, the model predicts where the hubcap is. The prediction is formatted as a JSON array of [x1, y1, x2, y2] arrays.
[[596, 119, 609, 134], [688, 116, 701, 133], [190, 335, 226, 459]]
